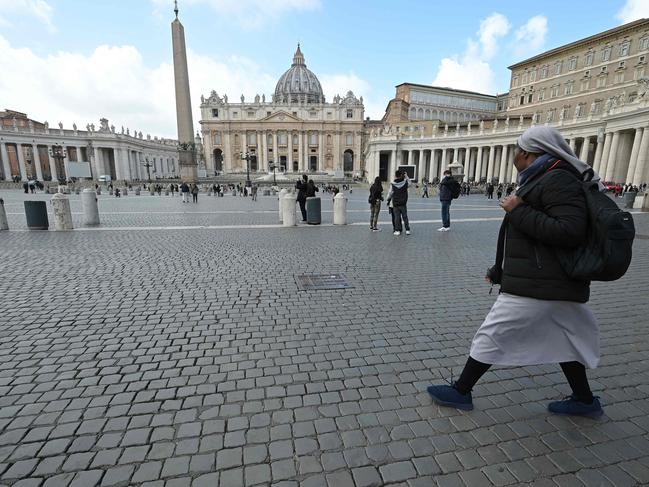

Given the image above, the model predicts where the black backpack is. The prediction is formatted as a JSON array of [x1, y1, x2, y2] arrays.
[[556, 169, 635, 281], [519, 164, 635, 281]]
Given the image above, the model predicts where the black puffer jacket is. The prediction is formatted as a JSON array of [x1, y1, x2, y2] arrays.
[[495, 159, 590, 302]]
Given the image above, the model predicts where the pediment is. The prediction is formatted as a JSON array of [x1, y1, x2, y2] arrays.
[[260, 110, 302, 122]]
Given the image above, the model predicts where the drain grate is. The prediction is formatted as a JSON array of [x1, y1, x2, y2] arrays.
[[296, 274, 352, 291]]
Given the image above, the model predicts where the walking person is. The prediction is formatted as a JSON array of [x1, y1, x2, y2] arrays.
[[296, 174, 308, 222], [191, 183, 199, 203], [427, 125, 606, 418], [368, 177, 383, 231], [438, 170, 460, 231], [180, 181, 190, 203], [496, 184, 503, 200], [422, 179, 429, 198], [386, 169, 411, 236], [251, 184, 258, 201]]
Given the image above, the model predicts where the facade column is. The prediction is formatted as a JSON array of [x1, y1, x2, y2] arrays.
[[318, 133, 324, 172], [511, 163, 519, 183], [486, 145, 496, 182], [474, 146, 484, 182], [597, 132, 613, 176], [569, 138, 577, 152], [604, 131, 621, 181], [463, 147, 471, 182], [32, 144, 43, 180], [16, 144, 28, 181], [632, 126, 649, 185], [298, 131, 304, 172], [625, 127, 643, 183], [223, 132, 231, 172], [593, 132, 608, 174], [498, 145, 509, 183], [579, 137, 590, 162], [272, 131, 278, 169], [440, 148, 447, 174], [121, 148, 131, 180], [288, 131, 293, 172], [49, 146, 59, 181], [1, 143, 11, 181]]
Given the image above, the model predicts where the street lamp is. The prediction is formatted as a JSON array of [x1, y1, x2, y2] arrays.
[[240, 151, 252, 188], [141, 157, 153, 183], [269, 160, 277, 185], [48, 145, 67, 184]]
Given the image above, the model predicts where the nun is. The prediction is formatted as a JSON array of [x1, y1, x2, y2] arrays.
[[427, 125, 605, 418]]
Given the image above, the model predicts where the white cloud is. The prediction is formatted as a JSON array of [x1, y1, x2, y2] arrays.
[[512, 15, 547, 58], [0, 0, 54, 31], [151, 0, 321, 28], [616, 0, 649, 23], [0, 34, 371, 138], [432, 13, 510, 93], [319, 72, 381, 119]]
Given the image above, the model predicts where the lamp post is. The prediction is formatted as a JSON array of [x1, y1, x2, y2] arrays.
[[240, 151, 252, 188], [48, 145, 67, 184], [141, 157, 153, 183], [269, 160, 277, 185]]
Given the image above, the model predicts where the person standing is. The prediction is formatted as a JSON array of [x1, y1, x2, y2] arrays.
[[296, 174, 308, 222], [306, 178, 318, 198], [427, 125, 605, 418], [368, 177, 383, 231], [191, 183, 199, 203], [180, 181, 190, 203], [496, 184, 503, 200], [438, 169, 459, 231], [386, 170, 411, 236], [422, 179, 429, 198]]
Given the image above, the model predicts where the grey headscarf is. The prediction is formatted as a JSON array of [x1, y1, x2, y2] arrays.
[[516, 125, 605, 190]]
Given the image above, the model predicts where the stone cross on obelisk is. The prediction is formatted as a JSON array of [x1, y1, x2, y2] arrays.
[[171, 0, 198, 182]]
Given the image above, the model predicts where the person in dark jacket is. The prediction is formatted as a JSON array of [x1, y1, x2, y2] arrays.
[[368, 177, 383, 231], [386, 170, 411, 235], [438, 170, 457, 231], [306, 179, 318, 198], [295, 174, 308, 222], [180, 182, 190, 203], [427, 125, 606, 419]]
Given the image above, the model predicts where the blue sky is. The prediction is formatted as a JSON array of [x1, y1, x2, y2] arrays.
[[0, 0, 647, 138]]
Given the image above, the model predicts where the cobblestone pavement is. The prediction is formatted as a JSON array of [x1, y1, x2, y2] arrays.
[[1, 188, 648, 487]]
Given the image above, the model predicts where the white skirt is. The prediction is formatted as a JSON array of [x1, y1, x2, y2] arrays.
[[470, 293, 600, 368]]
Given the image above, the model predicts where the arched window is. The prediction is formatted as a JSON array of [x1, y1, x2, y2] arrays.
[[343, 150, 354, 173]]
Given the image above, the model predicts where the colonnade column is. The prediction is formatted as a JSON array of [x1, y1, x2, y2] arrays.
[[49, 146, 58, 181], [625, 127, 644, 183], [604, 131, 621, 181], [440, 148, 448, 175], [569, 138, 577, 153], [318, 133, 324, 172], [16, 144, 27, 181], [596, 132, 613, 176], [31, 144, 43, 181], [579, 137, 590, 162], [474, 146, 484, 182], [632, 126, 649, 185], [288, 132, 293, 172], [593, 132, 609, 174], [499, 145, 509, 183], [486, 145, 496, 182], [297, 131, 303, 173], [272, 132, 278, 170], [0, 143, 10, 180]]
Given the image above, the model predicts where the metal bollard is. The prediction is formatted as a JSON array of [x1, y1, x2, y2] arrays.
[[333, 193, 347, 225], [282, 193, 297, 227], [306, 197, 321, 225], [82, 188, 100, 226], [0, 198, 8, 230], [278, 188, 288, 223], [51, 193, 73, 230]]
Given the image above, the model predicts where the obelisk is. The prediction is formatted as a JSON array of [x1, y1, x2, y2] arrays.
[[171, 0, 197, 182]]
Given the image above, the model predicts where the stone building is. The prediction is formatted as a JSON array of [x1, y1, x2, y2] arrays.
[[0, 110, 179, 182], [365, 18, 649, 187], [199, 45, 365, 177]]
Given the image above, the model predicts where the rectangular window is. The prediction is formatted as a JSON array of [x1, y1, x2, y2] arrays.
[[211, 108, 219, 117], [580, 79, 590, 91], [309, 111, 317, 118], [292, 111, 298, 117], [538, 89, 545, 101], [213, 132, 221, 145], [564, 82, 573, 95], [585, 52, 594, 66], [635, 67, 646, 79], [547, 109, 554, 122], [520, 95, 525, 105], [267, 111, 272, 116], [309, 133, 317, 145], [292, 134, 298, 145], [232, 111, 238, 118], [602, 47, 611, 62], [615, 71, 625, 84], [530, 70, 536, 82], [641, 37, 649, 50], [278, 133, 287, 146], [597, 76, 607, 88], [592, 101, 601, 114], [248, 133, 257, 145], [620, 41, 630, 57], [247, 111, 255, 117], [569, 57, 577, 70], [345, 134, 353, 145], [527, 93, 533, 103], [522, 72, 528, 84], [346, 109, 353, 119], [554, 61, 562, 75], [541, 66, 548, 78]]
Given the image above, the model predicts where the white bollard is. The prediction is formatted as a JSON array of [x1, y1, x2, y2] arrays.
[[0, 198, 8, 231], [82, 188, 100, 226], [282, 193, 297, 227], [333, 192, 348, 225], [51, 192, 73, 230], [278, 188, 288, 222]]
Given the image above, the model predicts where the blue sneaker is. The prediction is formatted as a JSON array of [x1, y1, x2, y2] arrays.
[[427, 384, 473, 411], [548, 395, 603, 418]]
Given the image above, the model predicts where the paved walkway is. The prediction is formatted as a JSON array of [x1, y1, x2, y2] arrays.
[[1, 189, 648, 486]]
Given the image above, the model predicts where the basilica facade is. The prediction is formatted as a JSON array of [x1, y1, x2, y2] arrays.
[[199, 45, 365, 177]]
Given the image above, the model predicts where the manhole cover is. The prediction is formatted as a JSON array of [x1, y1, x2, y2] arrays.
[[296, 274, 352, 291]]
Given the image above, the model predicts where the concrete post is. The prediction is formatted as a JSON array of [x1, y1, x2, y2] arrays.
[[51, 193, 73, 230], [333, 192, 347, 225], [0, 198, 8, 230], [282, 193, 297, 227], [82, 188, 100, 226], [278, 188, 288, 222]]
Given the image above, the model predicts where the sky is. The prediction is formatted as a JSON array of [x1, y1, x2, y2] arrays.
[[1, 0, 648, 139]]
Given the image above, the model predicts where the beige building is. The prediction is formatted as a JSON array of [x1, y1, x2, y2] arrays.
[[199, 45, 365, 177], [365, 18, 649, 187]]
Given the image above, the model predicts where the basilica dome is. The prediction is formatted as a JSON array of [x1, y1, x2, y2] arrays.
[[274, 45, 325, 104]]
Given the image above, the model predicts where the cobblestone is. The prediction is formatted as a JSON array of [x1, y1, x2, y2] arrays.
[[0, 191, 647, 486]]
